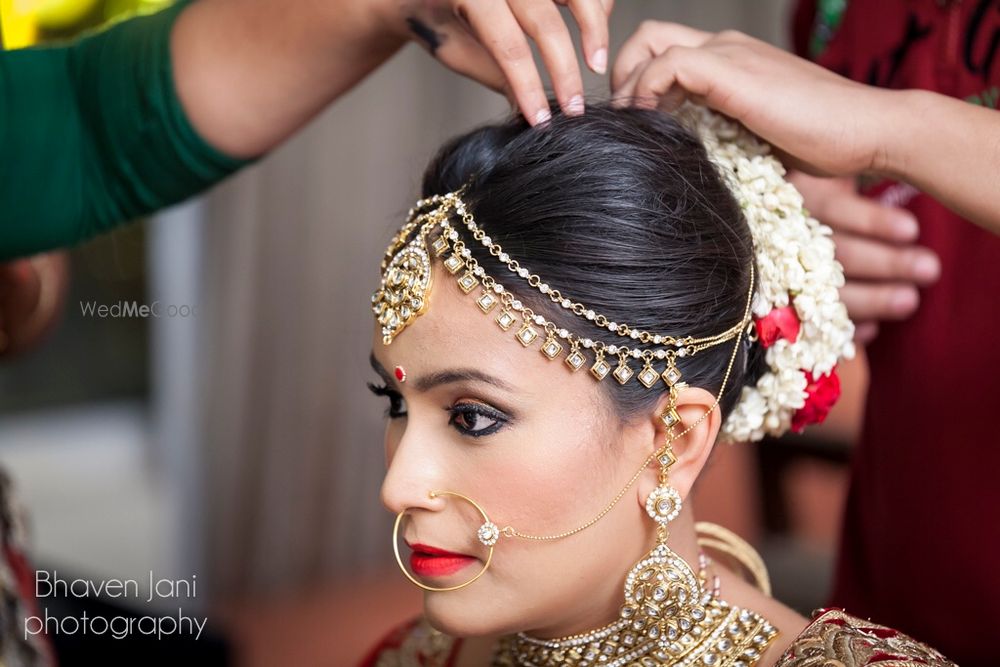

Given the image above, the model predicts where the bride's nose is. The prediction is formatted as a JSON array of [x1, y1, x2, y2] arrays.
[[380, 424, 449, 516]]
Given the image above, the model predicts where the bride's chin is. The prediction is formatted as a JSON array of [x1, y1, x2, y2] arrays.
[[423, 594, 506, 638]]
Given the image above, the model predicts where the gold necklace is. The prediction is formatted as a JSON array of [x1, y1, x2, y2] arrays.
[[492, 545, 777, 667]]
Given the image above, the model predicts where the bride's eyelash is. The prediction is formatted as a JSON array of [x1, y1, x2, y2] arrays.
[[367, 382, 407, 418], [367, 382, 509, 437], [446, 402, 509, 438]]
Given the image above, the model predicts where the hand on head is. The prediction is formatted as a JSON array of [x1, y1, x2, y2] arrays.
[[609, 21, 949, 342], [390, 0, 614, 124], [609, 21, 890, 176]]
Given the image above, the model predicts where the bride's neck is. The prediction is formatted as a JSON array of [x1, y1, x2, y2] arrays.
[[526, 507, 704, 640], [455, 505, 807, 667]]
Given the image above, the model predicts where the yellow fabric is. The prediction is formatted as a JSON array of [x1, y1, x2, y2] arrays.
[[1, 0, 40, 49]]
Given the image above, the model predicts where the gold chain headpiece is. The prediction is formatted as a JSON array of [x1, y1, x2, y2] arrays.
[[372, 187, 755, 392]]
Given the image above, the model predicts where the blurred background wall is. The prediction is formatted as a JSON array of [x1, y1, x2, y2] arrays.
[[0, 0, 869, 664]]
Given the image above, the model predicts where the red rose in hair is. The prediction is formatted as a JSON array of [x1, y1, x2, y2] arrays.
[[754, 305, 800, 348], [791, 369, 841, 432]]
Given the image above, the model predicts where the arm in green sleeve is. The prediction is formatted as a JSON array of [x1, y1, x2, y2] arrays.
[[0, 1, 251, 260]]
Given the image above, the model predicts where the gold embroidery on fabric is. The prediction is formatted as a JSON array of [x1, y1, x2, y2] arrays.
[[372, 619, 457, 667], [778, 609, 957, 667]]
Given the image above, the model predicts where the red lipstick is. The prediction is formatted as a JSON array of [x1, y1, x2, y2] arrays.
[[408, 543, 477, 578]]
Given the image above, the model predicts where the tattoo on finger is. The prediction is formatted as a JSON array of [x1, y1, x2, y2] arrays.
[[406, 16, 446, 55]]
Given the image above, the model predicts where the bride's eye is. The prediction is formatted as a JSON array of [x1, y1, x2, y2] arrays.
[[367, 382, 407, 419], [447, 402, 508, 438]]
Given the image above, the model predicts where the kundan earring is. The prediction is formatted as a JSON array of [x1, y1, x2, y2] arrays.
[[615, 383, 714, 652], [546, 384, 771, 663], [496, 384, 778, 666]]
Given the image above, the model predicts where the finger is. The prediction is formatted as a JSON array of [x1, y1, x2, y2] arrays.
[[612, 21, 711, 91], [611, 58, 642, 107], [0, 260, 41, 318], [772, 146, 835, 177], [839, 282, 920, 321], [431, 24, 510, 94], [809, 187, 921, 243], [833, 233, 941, 285], [458, 0, 551, 124], [853, 321, 879, 344], [611, 42, 652, 94], [631, 46, 724, 112], [509, 0, 585, 115], [612, 57, 683, 109], [0, 262, 39, 356], [564, 0, 610, 74]]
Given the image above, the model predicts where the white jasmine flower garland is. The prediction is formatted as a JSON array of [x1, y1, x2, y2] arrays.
[[685, 107, 856, 443]]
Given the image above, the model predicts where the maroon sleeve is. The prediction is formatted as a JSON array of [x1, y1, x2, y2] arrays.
[[357, 618, 419, 666], [791, 0, 818, 58]]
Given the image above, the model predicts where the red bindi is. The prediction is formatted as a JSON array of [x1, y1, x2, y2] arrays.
[[394, 366, 406, 383]]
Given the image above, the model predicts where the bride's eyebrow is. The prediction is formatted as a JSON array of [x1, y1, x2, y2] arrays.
[[369, 353, 396, 386], [411, 369, 514, 393], [369, 352, 514, 394]]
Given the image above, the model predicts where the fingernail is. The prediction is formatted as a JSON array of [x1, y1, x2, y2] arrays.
[[591, 48, 607, 74], [891, 212, 919, 240], [890, 288, 919, 315], [855, 322, 879, 344], [534, 108, 552, 125], [566, 95, 584, 115], [912, 254, 941, 283]]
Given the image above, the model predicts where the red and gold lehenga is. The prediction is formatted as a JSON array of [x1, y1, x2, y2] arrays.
[[361, 609, 957, 667]]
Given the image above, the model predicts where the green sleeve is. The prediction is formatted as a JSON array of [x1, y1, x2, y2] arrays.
[[0, 0, 252, 260]]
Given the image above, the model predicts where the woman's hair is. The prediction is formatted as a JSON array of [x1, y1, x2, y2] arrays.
[[421, 103, 766, 421]]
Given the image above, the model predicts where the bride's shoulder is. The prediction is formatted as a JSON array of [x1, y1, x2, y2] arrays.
[[359, 616, 461, 667], [776, 608, 956, 667]]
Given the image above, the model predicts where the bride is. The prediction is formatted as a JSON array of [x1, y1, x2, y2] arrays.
[[361, 102, 955, 667]]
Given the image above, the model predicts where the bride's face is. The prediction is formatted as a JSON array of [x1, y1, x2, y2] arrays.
[[370, 263, 660, 639]]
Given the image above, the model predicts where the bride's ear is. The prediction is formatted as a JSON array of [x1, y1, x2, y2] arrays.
[[636, 386, 722, 503]]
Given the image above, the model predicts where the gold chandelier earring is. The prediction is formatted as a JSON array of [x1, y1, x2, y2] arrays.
[[615, 383, 718, 659], [496, 385, 778, 667], [610, 383, 777, 665]]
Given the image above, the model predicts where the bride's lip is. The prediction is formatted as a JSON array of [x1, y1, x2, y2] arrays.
[[408, 542, 478, 578], [409, 542, 473, 558]]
